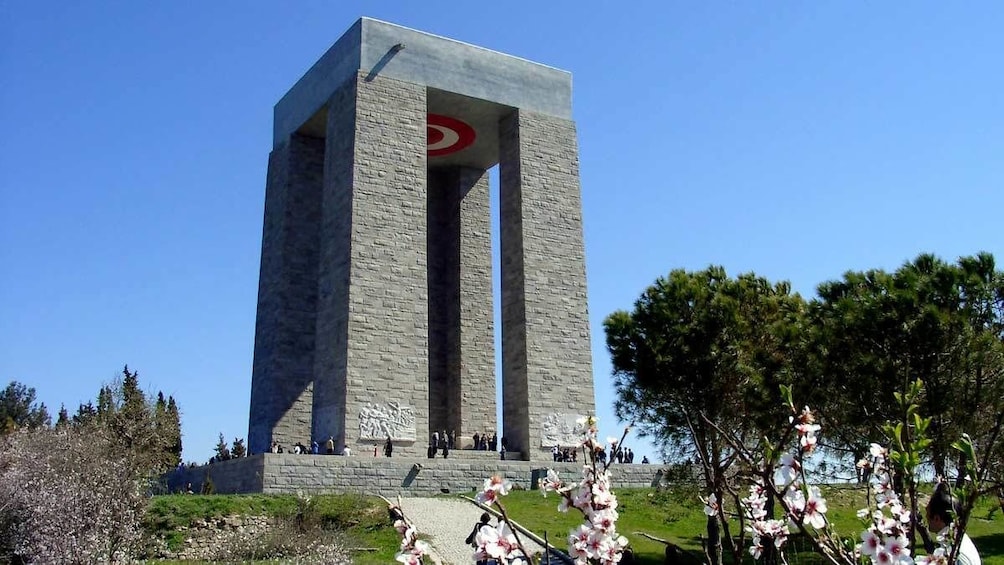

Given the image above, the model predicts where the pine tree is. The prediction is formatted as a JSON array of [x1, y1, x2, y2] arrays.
[[214, 432, 231, 461], [113, 366, 153, 460], [152, 392, 182, 467], [166, 396, 183, 464], [231, 437, 246, 458], [73, 401, 98, 427], [0, 381, 51, 431], [120, 366, 147, 418], [55, 404, 70, 428], [96, 386, 115, 421]]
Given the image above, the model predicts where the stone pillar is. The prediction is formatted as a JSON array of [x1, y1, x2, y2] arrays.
[[428, 166, 495, 449], [312, 73, 430, 457], [248, 133, 325, 455], [499, 110, 595, 461]]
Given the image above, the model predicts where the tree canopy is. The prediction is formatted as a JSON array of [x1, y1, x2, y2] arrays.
[[604, 266, 806, 565], [0, 381, 50, 433], [605, 253, 1004, 565], [808, 253, 1004, 480], [606, 253, 1004, 488]]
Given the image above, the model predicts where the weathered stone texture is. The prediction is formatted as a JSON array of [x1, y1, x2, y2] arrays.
[[313, 72, 429, 457], [249, 134, 325, 454], [168, 454, 666, 497], [251, 21, 596, 470], [311, 77, 356, 449], [428, 167, 495, 448], [499, 110, 595, 461]]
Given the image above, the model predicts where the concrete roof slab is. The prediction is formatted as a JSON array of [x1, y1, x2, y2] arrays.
[[273, 17, 572, 149]]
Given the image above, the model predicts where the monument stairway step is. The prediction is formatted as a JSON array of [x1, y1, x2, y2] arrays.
[[424, 449, 524, 461]]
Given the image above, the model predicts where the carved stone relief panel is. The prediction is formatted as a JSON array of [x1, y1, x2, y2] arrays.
[[540, 412, 587, 447], [358, 401, 417, 441]]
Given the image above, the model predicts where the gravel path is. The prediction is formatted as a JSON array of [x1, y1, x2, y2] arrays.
[[398, 497, 548, 565]]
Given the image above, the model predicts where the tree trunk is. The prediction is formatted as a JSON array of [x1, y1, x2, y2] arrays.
[[707, 515, 722, 565]]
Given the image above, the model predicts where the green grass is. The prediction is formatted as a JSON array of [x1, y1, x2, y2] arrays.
[[482, 485, 1004, 565], [144, 486, 1003, 565], [144, 493, 399, 564]]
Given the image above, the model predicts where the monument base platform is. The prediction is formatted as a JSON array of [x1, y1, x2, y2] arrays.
[[165, 453, 669, 497]]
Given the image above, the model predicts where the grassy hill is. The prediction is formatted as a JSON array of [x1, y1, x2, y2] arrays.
[[144, 485, 1003, 565], [498, 485, 1003, 565]]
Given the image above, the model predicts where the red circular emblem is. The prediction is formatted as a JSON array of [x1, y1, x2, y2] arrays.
[[427, 114, 476, 156]]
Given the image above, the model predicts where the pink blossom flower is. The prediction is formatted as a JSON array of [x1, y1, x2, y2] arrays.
[[784, 486, 805, 514], [870, 443, 887, 458], [886, 534, 911, 564], [750, 538, 764, 560], [477, 521, 522, 562], [541, 469, 563, 494], [779, 453, 802, 483], [803, 486, 828, 529], [916, 548, 948, 565], [395, 550, 423, 565], [476, 475, 512, 505], [703, 493, 720, 517], [798, 427, 820, 452], [592, 508, 619, 532], [860, 530, 882, 557]]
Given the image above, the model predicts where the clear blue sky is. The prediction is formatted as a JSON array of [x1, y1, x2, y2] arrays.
[[2, 2, 1002, 464]]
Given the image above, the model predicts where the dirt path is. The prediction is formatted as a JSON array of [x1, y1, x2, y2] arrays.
[[397, 497, 547, 565]]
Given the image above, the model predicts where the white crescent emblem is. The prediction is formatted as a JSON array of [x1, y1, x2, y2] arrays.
[[427, 125, 460, 151]]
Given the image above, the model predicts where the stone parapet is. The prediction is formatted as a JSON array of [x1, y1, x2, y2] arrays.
[[165, 454, 669, 497]]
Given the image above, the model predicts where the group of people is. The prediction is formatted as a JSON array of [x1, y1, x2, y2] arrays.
[[551, 443, 642, 464], [471, 431, 504, 452], [256, 435, 404, 458], [267, 436, 351, 456], [551, 445, 579, 463], [268, 440, 315, 455], [426, 430, 509, 459]]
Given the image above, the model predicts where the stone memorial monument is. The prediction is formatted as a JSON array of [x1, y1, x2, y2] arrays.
[[248, 18, 594, 461]]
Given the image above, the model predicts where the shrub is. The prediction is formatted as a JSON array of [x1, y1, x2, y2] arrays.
[[0, 426, 146, 563]]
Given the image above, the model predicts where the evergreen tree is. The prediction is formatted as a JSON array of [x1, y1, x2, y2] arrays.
[[214, 433, 231, 461], [84, 366, 184, 475], [96, 386, 115, 421], [112, 366, 154, 462], [231, 437, 246, 459], [153, 392, 182, 467], [166, 396, 183, 464], [808, 253, 1004, 481], [73, 401, 97, 427], [0, 381, 51, 432], [55, 404, 70, 428], [605, 267, 805, 565]]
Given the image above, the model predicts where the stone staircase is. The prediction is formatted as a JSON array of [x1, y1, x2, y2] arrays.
[[426, 448, 524, 461]]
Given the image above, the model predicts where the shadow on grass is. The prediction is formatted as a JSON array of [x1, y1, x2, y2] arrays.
[[972, 532, 1004, 559]]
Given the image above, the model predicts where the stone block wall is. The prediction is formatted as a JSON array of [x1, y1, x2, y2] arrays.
[[249, 134, 325, 454], [428, 166, 495, 448], [165, 455, 265, 494], [499, 110, 595, 461], [313, 72, 430, 457], [251, 29, 596, 465], [167, 454, 669, 497], [311, 75, 357, 450]]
